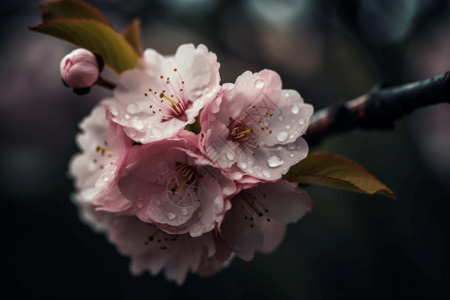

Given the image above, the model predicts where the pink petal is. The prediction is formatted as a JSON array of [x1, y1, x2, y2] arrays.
[[220, 180, 311, 261]]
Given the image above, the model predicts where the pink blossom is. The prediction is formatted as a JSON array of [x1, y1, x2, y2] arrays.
[[117, 132, 236, 237], [70, 103, 134, 213], [200, 69, 313, 181], [75, 202, 233, 285], [220, 180, 312, 261], [60, 48, 99, 88], [106, 44, 220, 143]]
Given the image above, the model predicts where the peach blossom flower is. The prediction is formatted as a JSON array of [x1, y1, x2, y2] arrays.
[[200, 69, 313, 181], [106, 44, 220, 143], [117, 132, 236, 237], [70, 103, 133, 213], [220, 180, 311, 261]]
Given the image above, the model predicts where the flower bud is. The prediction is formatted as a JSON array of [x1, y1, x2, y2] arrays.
[[60, 48, 99, 89]]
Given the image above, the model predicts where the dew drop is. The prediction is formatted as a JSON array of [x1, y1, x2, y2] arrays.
[[289, 134, 295, 139], [286, 125, 291, 130], [131, 117, 144, 130], [109, 106, 118, 116], [239, 162, 247, 169], [290, 154, 295, 157], [124, 113, 131, 120], [267, 155, 283, 168], [255, 79, 264, 89], [284, 92, 290, 98], [181, 208, 189, 216], [263, 170, 272, 179], [286, 143, 296, 151], [166, 212, 176, 220], [291, 105, 300, 114], [226, 152, 234, 161], [102, 176, 109, 182], [299, 118, 306, 125], [276, 131, 288, 142], [213, 197, 222, 213], [127, 103, 139, 114]]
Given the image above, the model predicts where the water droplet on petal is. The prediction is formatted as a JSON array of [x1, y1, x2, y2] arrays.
[[289, 154, 294, 157], [127, 103, 138, 114], [284, 92, 290, 98], [213, 197, 222, 213], [181, 208, 189, 216], [291, 105, 300, 114], [226, 152, 234, 160], [263, 170, 271, 178], [109, 106, 118, 116], [131, 117, 144, 130], [299, 118, 306, 125], [124, 113, 131, 120], [255, 79, 264, 89], [289, 134, 294, 139], [166, 212, 176, 220], [286, 125, 291, 130], [276, 131, 288, 142], [128, 131, 137, 138], [267, 155, 283, 168], [287, 143, 296, 151], [239, 162, 247, 169], [102, 176, 109, 182]]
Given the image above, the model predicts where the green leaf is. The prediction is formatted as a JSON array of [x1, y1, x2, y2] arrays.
[[122, 18, 142, 56], [39, 0, 111, 26], [30, 19, 138, 74], [284, 152, 395, 198]]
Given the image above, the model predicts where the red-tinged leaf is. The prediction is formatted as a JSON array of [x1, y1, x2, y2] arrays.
[[122, 18, 142, 56], [283, 152, 395, 198], [30, 19, 138, 74], [39, 0, 111, 26]]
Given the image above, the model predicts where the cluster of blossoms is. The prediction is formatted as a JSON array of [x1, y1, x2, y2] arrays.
[[68, 44, 314, 284]]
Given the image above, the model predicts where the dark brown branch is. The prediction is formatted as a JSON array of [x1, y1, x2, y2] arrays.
[[96, 76, 116, 90], [304, 71, 450, 146]]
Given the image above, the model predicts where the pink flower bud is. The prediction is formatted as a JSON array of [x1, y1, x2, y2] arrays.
[[60, 48, 99, 89]]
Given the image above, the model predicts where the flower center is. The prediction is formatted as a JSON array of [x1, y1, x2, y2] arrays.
[[236, 190, 271, 227], [92, 141, 115, 170], [228, 104, 275, 156], [144, 223, 180, 251], [154, 162, 202, 207], [143, 68, 187, 120]]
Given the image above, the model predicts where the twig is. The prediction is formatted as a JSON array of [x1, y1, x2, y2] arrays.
[[96, 76, 116, 90], [304, 71, 450, 146]]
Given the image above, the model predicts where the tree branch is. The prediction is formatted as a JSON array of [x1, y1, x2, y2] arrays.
[[304, 71, 450, 146]]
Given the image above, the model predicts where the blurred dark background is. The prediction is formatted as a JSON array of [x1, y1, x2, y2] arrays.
[[1, 0, 450, 299]]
